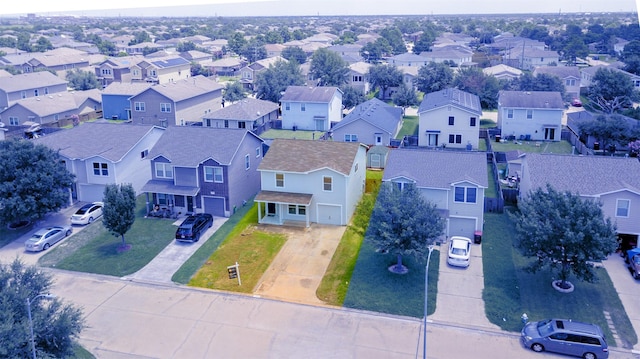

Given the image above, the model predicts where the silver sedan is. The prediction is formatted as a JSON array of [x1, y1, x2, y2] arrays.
[[24, 225, 72, 252]]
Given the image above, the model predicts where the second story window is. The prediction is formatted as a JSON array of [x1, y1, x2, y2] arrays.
[[276, 173, 284, 187], [470, 117, 476, 127], [134, 102, 146, 112], [344, 134, 358, 142], [155, 163, 173, 179], [21, 91, 26, 99], [301, 103, 306, 111], [34, 89, 39, 97], [204, 166, 223, 183], [323, 176, 333, 191], [616, 199, 630, 217], [526, 110, 533, 119], [245, 154, 250, 170], [285, 103, 290, 111], [448, 116, 454, 125], [507, 109, 513, 119], [93, 162, 109, 176], [454, 186, 477, 203], [160, 103, 171, 113]]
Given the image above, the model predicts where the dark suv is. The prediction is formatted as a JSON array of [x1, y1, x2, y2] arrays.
[[175, 213, 213, 242]]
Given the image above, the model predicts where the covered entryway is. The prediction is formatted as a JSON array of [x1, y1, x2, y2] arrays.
[[317, 204, 342, 225], [203, 196, 226, 217], [255, 190, 312, 227], [448, 217, 477, 239]]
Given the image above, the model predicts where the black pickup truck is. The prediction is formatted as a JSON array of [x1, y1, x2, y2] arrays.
[[625, 248, 640, 279]]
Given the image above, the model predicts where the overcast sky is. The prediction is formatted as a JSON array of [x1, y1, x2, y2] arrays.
[[0, 0, 638, 17]]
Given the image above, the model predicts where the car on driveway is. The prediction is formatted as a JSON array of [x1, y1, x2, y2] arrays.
[[71, 202, 104, 225], [25, 225, 72, 252], [521, 318, 608, 359], [625, 248, 640, 279], [175, 213, 213, 242], [447, 236, 472, 268]]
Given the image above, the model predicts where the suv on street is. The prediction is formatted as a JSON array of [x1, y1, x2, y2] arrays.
[[521, 318, 608, 359], [175, 213, 213, 242]]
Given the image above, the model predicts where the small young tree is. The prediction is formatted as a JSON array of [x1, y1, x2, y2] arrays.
[[0, 259, 84, 358], [510, 185, 617, 290], [368, 182, 445, 274], [102, 183, 137, 251]]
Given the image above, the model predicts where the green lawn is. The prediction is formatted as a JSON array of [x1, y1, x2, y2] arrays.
[[0, 223, 33, 249], [482, 210, 638, 348], [396, 115, 418, 138], [260, 129, 325, 140], [491, 139, 574, 154]]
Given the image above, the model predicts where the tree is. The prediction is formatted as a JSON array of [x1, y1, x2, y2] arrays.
[[560, 36, 589, 65], [0, 139, 74, 226], [33, 36, 53, 52], [511, 185, 617, 290], [380, 26, 407, 55], [588, 68, 636, 114], [309, 47, 349, 87], [416, 62, 454, 93], [392, 84, 419, 113], [0, 259, 84, 358], [103, 183, 137, 251], [227, 32, 247, 55], [361, 38, 393, 63], [128, 30, 151, 45], [368, 183, 445, 274], [367, 64, 403, 100], [240, 40, 267, 63], [578, 114, 640, 152], [255, 60, 305, 103], [281, 46, 307, 64], [65, 69, 100, 90], [340, 85, 366, 109], [176, 41, 196, 52], [223, 81, 247, 103], [453, 67, 500, 109], [413, 31, 435, 54], [509, 73, 566, 97]]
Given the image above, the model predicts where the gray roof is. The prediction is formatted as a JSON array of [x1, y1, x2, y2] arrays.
[[498, 91, 564, 109], [148, 126, 260, 167], [205, 98, 279, 121], [258, 139, 362, 176], [418, 88, 481, 115], [33, 123, 159, 162], [139, 75, 223, 102], [523, 153, 640, 195], [383, 149, 488, 188], [332, 98, 402, 134], [0, 71, 67, 92], [7, 89, 101, 117], [533, 66, 580, 79], [280, 86, 340, 103], [102, 82, 152, 96]]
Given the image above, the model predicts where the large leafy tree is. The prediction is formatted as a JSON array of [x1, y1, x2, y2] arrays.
[[511, 185, 617, 290], [0, 139, 74, 226], [340, 85, 366, 110], [255, 60, 305, 103], [622, 40, 640, 75], [227, 32, 247, 55], [361, 38, 393, 63], [578, 114, 640, 152], [368, 183, 445, 274], [0, 259, 84, 358], [379, 26, 407, 55], [65, 69, 100, 91], [367, 64, 403, 100], [416, 62, 454, 93], [103, 183, 137, 250], [453, 67, 500, 109], [281, 46, 307, 64], [309, 47, 349, 87], [223, 81, 247, 103], [588, 68, 636, 114], [508, 73, 566, 97], [392, 84, 419, 114]]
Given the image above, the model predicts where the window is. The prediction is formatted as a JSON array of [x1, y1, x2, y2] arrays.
[[134, 102, 146, 111], [448, 116, 454, 125], [448, 134, 462, 144], [507, 109, 513, 119], [526, 110, 533, 119], [301, 103, 306, 111], [288, 205, 306, 215], [159, 119, 168, 128], [344, 134, 358, 142], [204, 166, 223, 183], [256, 146, 261, 157], [285, 103, 290, 111], [9, 117, 19, 126], [44, 88, 49, 95], [616, 199, 630, 217], [34, 89, 39, 97], [155, 163, 173, 178], [454, 186, 476, 203], [245, 154, 250, 170], [160, 103, 171, 113], [565, 79, 576, 86], [275, 173, 284, 187], [224, 120, 229, 128], [140, 149, 148, 159], [92, 162, 108, 176], [323, 176, 332, 191], [355, 163, 358, 172], [470, 117, 476, 127], [238, 121, 246, 129], [21, 91, 26, 99]]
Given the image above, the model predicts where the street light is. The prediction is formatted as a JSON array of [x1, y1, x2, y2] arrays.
[[423, 244, 435, 359], [27, 293, 56, 359]]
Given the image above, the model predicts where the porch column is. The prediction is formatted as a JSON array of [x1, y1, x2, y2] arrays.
[[257, 202, 263, 224]]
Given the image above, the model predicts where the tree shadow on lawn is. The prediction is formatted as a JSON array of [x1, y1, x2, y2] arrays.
[[343, 239, 439, 318]]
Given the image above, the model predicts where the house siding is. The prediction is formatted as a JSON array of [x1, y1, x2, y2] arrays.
[[224, 134, 264, 216], [332, 120, 392, 146], [498, 107, 562, 141], [419, 105, 480, 149], [600, 191, 640, 236]]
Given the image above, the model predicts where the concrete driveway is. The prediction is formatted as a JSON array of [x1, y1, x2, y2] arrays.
[[602, 254, 640, 353]]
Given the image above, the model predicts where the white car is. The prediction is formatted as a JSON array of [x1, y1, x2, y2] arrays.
[[71, 202, 104, 225], [25, 225, 72, 252], [447, 236, 472, 268]]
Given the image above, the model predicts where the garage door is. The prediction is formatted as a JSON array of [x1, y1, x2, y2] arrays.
[[449, 217, 476, 239], [203, 196, 225, 217], [317, 204, 342, 225], [78, 184, 105, 203]]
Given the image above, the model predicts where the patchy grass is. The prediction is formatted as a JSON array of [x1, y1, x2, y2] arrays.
[[260, 129, 325, 140], [485, 163, 498, 198], [397, 115, 418, 138], [491, 139, 573, 154], [187, 216, 287, 293]]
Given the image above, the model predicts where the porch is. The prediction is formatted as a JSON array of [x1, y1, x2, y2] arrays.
[[254, 190, 313, 228]]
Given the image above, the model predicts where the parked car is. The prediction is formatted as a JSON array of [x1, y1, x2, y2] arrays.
[[521, 318, 609, 359], [175, 213, 213, 242], [571, 98, 582, 107], [625, 248, 640, 279], [447, 236, 472, 268], [24, 225, 72, 252], [71, 202, 104, 225]]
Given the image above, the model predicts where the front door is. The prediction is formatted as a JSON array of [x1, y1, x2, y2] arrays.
[[267, 202, 276, 216], [187, 196, 194, 213]]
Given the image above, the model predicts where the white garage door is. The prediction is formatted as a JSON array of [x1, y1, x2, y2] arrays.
[[78, 184, 105, 203], [317, 204, 342, 225], [449, 217, 476, 239], [203, 196, 225, 217]]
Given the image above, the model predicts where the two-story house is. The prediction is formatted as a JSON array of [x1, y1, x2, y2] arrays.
[[280, 86, 342, 131], [132, 56, 191, 85], [202, 97, 280, 135], [239, 56, 286, 91], [255, 139, 367, 227], [101, 82, 152, 121], [513, 48, 560, 71], [347, 61, 371, 95], [21, 48, 92, 79], [330, 98, 403, 146], [95, 56, 143, 88], [141, 126, 265, 217], [418, 88, 482, 150], [497, 90, 564, 141], [128, 75, 223, 127], [518, 153, 640, 251], [533, 65, 581, 100], [581, 65, 640, 89], [383, 149, 488, 239], [0, 71, 67, 110], [33, 123, 165, 204], [387, 52, 429, 67]]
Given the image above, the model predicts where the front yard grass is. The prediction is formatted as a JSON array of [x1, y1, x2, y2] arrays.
[[482, 210, 638, 348]]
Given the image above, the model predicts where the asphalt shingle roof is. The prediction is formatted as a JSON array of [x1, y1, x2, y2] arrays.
[[498, 91, 564, 109], [382, 149, 488, 188], [33, 123, 158, 162], [0, 71, 67, 92], [332, 98, 402, 134], [418, 88, 481, 114], [280, 86, 340, 103], [258, 139, 361, 176], [524, 153, 640, 195], [205, 98, 279, 121], [141, 75, 223, 102]]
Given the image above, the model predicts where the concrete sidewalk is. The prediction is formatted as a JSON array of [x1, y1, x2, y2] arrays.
[[602, 254, 640, 353]]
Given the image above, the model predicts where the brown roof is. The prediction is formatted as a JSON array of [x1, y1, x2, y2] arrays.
[[258, 139, 361, 175]]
